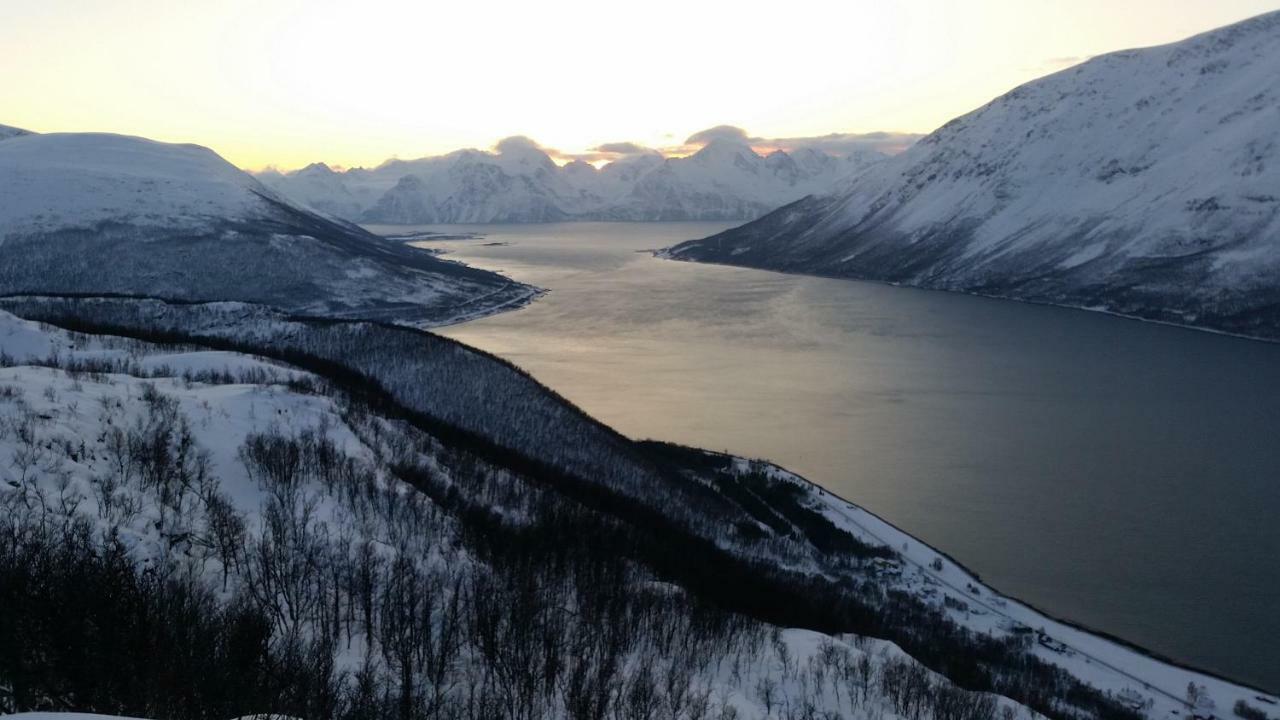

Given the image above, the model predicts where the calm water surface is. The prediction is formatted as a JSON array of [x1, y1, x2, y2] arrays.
[[374, 222, 1280, 691]]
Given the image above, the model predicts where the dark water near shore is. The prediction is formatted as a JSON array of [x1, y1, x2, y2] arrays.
[[374, 221, 1280, 691]]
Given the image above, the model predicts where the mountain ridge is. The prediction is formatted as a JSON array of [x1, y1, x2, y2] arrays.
[[0, 130, 537, 325], [258, 137, 888, 224], [665, 10, 1280, 340]]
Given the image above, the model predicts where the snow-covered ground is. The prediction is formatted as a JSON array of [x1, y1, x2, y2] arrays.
[[2, 631, 1035, 718], [0, 311, 1033, 720], [0, 320, 371, 573], [736, 457, 1280, 718], [1, 714, 152, 720], [5, 299, 1274, 719]]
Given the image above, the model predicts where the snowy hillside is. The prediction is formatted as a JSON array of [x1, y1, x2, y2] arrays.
[[0, 310, 1036, 720], [3, 295, 1272, 720], [666, 11, 1280, 340], [0, 125, 31, 142], [0, 132, 536, 325], [259, 137, 885, 224]]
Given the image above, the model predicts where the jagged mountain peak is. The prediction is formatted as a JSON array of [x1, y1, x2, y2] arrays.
[[690, 137, 761, 165], [764, 148, 795, 164], [298, 161, 336, 175], [258, 132, 898, 223], [563, 158, 597, 174], [491, 135, 559, 174], [764, 149, 798, 168]]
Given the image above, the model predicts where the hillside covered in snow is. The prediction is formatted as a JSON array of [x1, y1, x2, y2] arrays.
[[666, 11, 1280, 340], [0, 130, 535, 325], [0, 124, 32, 142], [1, 296, 1272, 720], [0, 307, 1022, 720], [257, 136, 886, 224]]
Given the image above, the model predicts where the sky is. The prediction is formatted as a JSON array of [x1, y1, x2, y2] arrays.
[[2, 0, 1277, 171]]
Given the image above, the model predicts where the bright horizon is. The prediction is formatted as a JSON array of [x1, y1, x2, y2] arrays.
[[3, 0, 1277, 172]]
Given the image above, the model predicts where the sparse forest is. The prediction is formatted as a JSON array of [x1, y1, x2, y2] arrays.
[[0, 297, 1156, 720]]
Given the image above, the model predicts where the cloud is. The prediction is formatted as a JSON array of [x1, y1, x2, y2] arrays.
[[493, 135, 549, 154], [469, 126, 922, 170], [548, 140, 664, 165], [683, 125, 752, 145], [770, 131, 924, 156], [493, 135, 597, 165], [1044, 55, 1086, 67], [672, 125, 922, 157], [590, 141, 652, 155], [1021, 55, 1091, 73]]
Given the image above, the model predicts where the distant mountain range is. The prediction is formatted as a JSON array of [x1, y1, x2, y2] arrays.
[[0, 128, 534, 324], [666, 11, 1280, 340], [256, 138, 887, 224]]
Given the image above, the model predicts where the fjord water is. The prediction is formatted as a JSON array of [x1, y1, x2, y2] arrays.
[[379, 222, 1280, 691]]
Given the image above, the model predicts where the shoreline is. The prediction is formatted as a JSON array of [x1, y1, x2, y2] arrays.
[[387, 229, 1278, 701], [656, 249, 1280, 346], [727, 452, 1280, 709], [9, 286, 1277, 710]]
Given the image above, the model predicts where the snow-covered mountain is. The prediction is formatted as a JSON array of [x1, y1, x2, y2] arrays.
[[666, 11, 1280, 340], [0, 124, 32, 142], [253, 161, 367, 219], [259, 137, 885, 224], [0, 131, 535, 324]]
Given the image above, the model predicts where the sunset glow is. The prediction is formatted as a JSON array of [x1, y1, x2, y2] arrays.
[[3, 0, 1276, 170]]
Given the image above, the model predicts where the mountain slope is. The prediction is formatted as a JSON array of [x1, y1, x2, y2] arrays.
[[261, 139, 885, 224], [0, 124, 32, 142], [666, 11, 1280, 339], [257, 161, 367, 218], [0, 132, 535, 324], [4, 296, 1270, 720], [0, 306, 1037, 720], [363, 146, 578, 223]]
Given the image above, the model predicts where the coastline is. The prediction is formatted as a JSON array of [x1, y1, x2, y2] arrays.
[[655, 250, 1280, 346], [740, 453, 1279, 710], [391, 232, 1279, 704]]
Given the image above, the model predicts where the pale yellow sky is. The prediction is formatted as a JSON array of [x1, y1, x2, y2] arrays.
[[2, 0, 1276, 171]]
